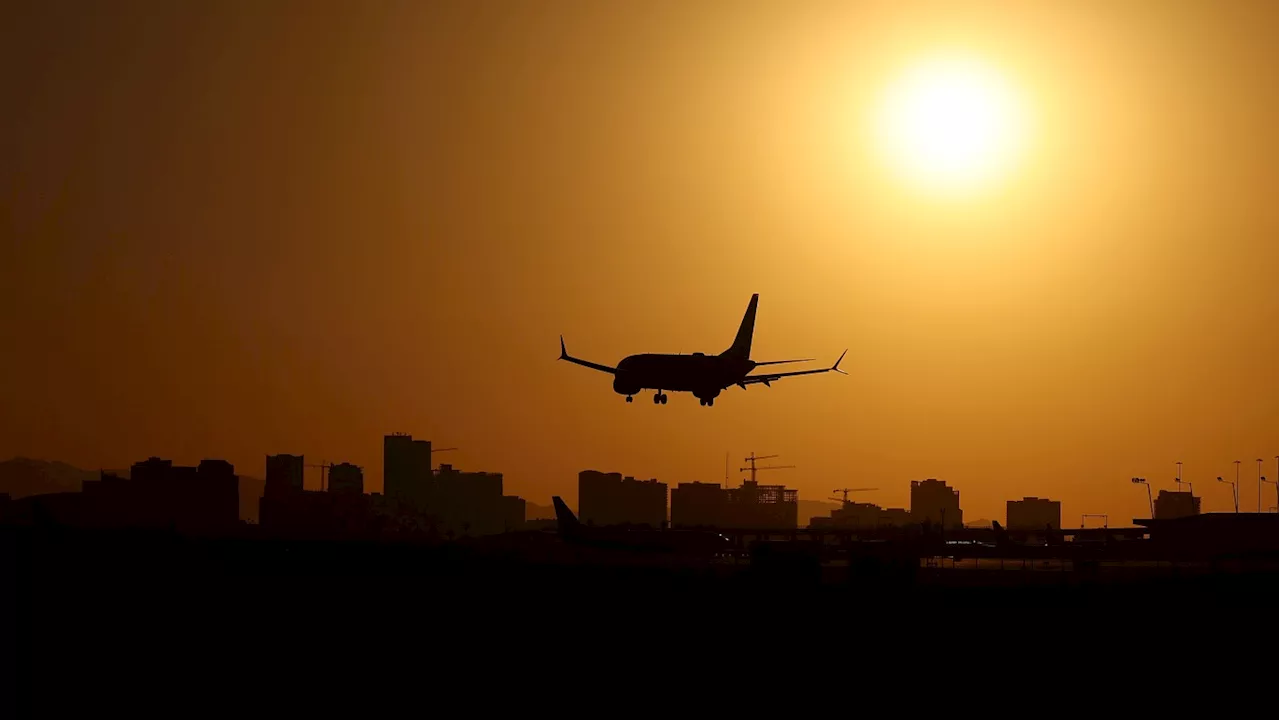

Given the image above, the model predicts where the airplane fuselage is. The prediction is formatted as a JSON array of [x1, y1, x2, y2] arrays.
[[611, 353, 754, 401]]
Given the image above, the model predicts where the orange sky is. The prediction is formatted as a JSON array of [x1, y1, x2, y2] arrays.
[[2, 1, 1276, 525]]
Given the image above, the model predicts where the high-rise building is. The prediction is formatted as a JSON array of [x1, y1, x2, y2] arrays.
[[1007, 497, 1061, 530], [578, 471, 667, 528], [1154, 490, 1200, 520], [265, 454, 305, 495], [384, 433, 432, 503], [328, 463, 364, 495], [911, 478, 962, 529], [433, 463, 505, 536], [671, 482, 726, 528]]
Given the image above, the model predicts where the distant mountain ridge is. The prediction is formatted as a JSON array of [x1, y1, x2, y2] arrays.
[[0, 457, 96, 498], [525, 501, 555, 520], [0, 457, 265, 523], [799, 499, 840, 526]]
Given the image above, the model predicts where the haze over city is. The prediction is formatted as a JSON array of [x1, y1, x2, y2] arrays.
[[2, 0, 1275, 525]]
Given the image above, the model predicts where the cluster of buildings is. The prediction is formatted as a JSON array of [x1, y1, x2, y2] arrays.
[[1, 457, 241, 533], [574, 471, 802, 530], [810, 478, 967, 531], [260, 433, 526, 538], [807, 482, 1205, 534], [1, 433, 530, 540]]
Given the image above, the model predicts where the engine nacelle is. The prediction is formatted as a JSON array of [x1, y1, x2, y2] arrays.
[[613, 376, 641, 396]]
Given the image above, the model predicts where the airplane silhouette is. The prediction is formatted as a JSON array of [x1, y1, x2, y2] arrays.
[[559, 293, 846, 406]]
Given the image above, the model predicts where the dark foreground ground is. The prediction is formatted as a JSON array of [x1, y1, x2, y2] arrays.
[[2, 527, 1275, 714]]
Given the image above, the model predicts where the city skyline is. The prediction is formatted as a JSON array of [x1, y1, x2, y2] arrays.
[[2, 1, 1275, 531], [8, 438, 1276, 527]]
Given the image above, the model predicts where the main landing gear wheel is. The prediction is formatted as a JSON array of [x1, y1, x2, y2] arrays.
[[652, 393, 668, 404], [698, 397, 715, 407]]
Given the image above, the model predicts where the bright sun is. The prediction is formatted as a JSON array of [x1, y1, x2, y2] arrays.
[[874, 57, 1024, 194]]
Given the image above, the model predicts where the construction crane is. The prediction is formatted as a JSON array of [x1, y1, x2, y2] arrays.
[[831, 488, 878, 503], [430, 447, 458, 471], [305, 461, 334, 491], [739, 452, 795, 484]]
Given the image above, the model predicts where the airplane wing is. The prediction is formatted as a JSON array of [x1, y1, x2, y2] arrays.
[[738, 349, 847, 388], [558, 336, 616, 374]]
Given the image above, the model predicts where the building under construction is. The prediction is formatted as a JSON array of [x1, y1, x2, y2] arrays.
[[671, 480, 798, 530]]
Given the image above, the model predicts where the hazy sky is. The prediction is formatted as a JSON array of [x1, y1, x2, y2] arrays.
[[2, 0, 1275, 524]]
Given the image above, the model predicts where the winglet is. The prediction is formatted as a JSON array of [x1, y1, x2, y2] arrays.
[[832, 349, 848, 375], [559, 335, 568, 361]]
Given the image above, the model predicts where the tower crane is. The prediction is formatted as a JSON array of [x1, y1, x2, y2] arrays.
[[831, 488, 878, 504], [305, 461, 334, 491], [739, 452, 795, 484]]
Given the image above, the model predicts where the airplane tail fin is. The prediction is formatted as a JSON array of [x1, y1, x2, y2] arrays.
[[992, 520, 1009, 545], [724, 293, 758, 359], [552, 496, 581, 535]]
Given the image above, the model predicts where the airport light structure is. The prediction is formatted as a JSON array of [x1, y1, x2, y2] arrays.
[[1258, 459, 1265, 513], [1216, 474, 1239, 514], [1081, 513, 1108, 529], [1175, 461, 1183, 492], [1131, 477, 1153, 519], [1262, 475, 1276, 512], [1234, 459, 1241, 512]]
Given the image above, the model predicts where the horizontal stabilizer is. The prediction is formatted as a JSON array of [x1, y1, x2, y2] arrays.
[[753, 358, 814, 366], [739, 349, 848, 387]]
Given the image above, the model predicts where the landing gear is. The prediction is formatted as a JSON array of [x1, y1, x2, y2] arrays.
[[653, 392, 668, 404], [625, 395, 633, 403], [698, 397, 715, 407]]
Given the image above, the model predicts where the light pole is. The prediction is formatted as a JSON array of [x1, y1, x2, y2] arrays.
[[1131, 477, 1153, 518], [1217, 475, 1238, 513], [1175, 461, 1183, 492], [1262, 476, 1276, 512], [1258, 459, 1264, 513], [1234, 460, 1241, 513]]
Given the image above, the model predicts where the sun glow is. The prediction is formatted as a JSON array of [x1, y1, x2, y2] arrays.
[[873, 56, 1025, 195]]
